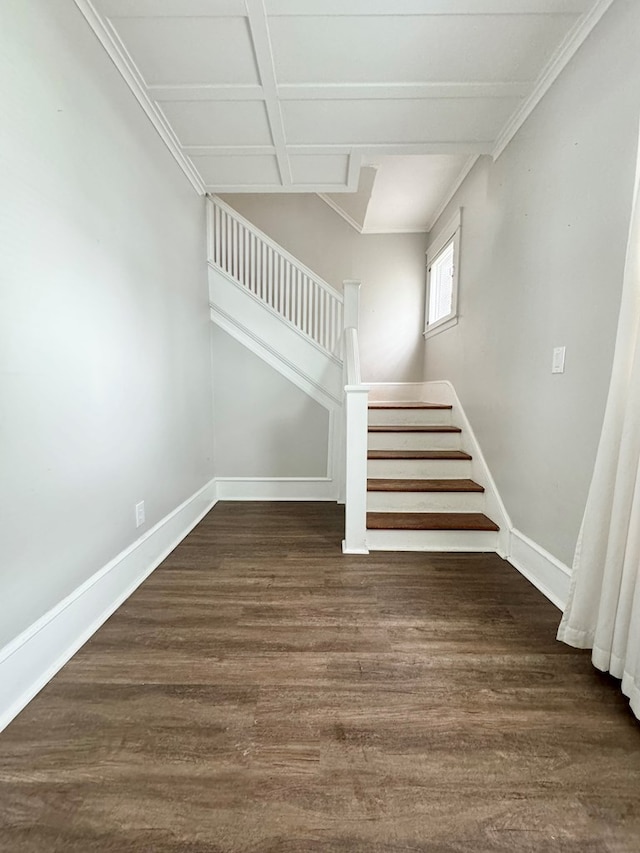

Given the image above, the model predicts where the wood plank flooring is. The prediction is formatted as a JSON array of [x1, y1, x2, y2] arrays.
[[1, 502, 639, 852]]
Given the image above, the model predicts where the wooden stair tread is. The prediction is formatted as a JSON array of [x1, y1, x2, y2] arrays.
[[368, 424, 461, 433], [367, 478, 484, 493], [368, 402, 452, 410], [368, 450, 472, 460], [366, 512, 500, 532]]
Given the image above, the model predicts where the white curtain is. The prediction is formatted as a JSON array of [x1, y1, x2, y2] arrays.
[[557, 119, 640, 721]]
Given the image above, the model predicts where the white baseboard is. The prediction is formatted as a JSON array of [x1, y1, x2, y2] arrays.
[[0, 479, 217, 733], [507, 528, 571, 611], [215, 477, 337, 500]]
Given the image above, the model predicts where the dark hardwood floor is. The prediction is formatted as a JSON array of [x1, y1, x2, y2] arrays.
[[1, 502, 639, 852]]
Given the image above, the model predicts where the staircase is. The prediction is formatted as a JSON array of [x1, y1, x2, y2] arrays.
[[206, 195, 503, 555], [365, 401, 500, 551]]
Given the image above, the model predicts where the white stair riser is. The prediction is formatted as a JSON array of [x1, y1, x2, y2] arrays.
[[366, 529, 498, 552], [368, 432, 461, 451], [367, 490, 484, 513], [368, 409, 452, 427], [367, 459, 472, 478]]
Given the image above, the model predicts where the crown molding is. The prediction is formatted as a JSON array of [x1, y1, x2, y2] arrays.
[[317, 194, 364, 232], [492, 0, 616, 159], [73, 0, 206, 194]]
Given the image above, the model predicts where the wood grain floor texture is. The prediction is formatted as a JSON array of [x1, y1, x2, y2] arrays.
[[1, 502, 639, 853]]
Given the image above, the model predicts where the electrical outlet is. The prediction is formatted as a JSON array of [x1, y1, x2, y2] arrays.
[[135, 500, 145, 528], [552, 346, 566, 374]]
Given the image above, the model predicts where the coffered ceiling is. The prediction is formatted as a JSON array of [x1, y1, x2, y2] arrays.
[[79, 0, 613, 195]]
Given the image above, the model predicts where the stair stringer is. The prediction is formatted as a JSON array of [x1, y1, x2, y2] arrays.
[[209, 264, 345, 501]]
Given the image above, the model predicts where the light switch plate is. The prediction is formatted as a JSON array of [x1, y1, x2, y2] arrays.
[[552, 346, 566, 374], [135, 500, 145, 528]]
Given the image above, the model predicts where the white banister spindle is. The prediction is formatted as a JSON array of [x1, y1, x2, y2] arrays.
[[208, 196, 345, 359]]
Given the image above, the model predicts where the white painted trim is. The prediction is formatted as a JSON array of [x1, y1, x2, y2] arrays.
[[210, 304, 341, 410], [72, 0, 205, 195], [317, 193, 364, 233], [347, 151, 362, 192], [425, 211, 461, 337], [245, 0, 292, 186], [423, 380, 512, 556], [508, 529, 571, 611], [492, 0, 616, 159], [0, 479, 217, 732], [366, 528, 499, 552], [215, 477, 337, 500], [426, 156, 479, 233], [422, 314, 458, 339]]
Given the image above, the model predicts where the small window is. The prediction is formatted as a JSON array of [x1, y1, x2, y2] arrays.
[[424, 209, 460, 339]]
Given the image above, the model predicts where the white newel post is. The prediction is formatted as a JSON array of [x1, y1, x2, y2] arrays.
[[342, 323, 369, 555]]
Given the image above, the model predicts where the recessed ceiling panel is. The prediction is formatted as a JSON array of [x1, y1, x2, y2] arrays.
[[270, 15, 578, 84], [290, 155, 349, 185], [189, 155, 281, 186], [159, 101, 273, 146], [110, 16, 259, 85], [282, 98, 521, 145]]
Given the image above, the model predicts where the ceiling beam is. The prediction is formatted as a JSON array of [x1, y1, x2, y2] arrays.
[[245, 0, 291, 187]]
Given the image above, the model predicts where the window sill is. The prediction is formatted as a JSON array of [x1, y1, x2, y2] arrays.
[[423, 315, 458, 340]]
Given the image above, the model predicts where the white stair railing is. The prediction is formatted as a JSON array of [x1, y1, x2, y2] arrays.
[[207, 196, 343, 357], [342, 281, 369, 554]]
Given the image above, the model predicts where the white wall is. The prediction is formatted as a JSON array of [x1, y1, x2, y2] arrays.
[[423, 0, 640, 567], [0, 0, 213, 647], [220, 193, 426, 383], [211, 328, 329, 477]]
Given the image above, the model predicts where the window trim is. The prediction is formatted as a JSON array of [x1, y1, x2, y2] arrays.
[[423, 209, 461, 340]]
